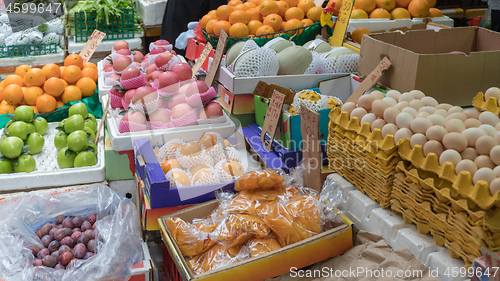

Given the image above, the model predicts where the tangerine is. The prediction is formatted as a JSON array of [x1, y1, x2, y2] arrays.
[[216, 5, 235, 21], [36, 94, 57, 113], [408, 0, 429, 17], [351, 9, 369, 18], [76, 77, 96, 97], [255, 25, 275, 38], [0, 100, 15, 114], [200, 14, 217, 30], [24, 68, 46, 87], [44, 77, 65, 97], [249, 0, 261, 6], [61, 86, 82, 103], [205, 19, 218, 34], [247, 8, 262, 21], [285, 7, 305, 20], [259, 1, 280, 17], [327, 0, 343, 16], [15, 65, 31, 78], [351, 27, 371, 44], [244, 2, 257, 9], [376, 0, 396, 11], [248, 20, 263, 35], [354, 0, 376, 13], [390, 7, 411, 18], [42, 63, 61, 79], [284, 19, 304, 34], [24, 86, 44, 105], [395, 0, 412, 8], [213, 20, 231, 36], [283, 0, 299, 7], [30, 105, 39, 113], [276, 1, 289, 17], [297, 0, 316, 14], [307, 6, 323, 21], [234, 4, 249, 11], [229, 10, 250, 25], [81, 67, 98, 82], [428, 7, 443, 17], [3, 84, 24, 105], [3, 75, 24, 87], [425, 0, 436, 8], [369, 8, 391, 18], [228, 0, 242, 5], [229, 23, 250, 37], [64, 54, 84, 69], [263, 14, 283, 31], [62, 65, 82, 84], [0, 86, 3, 101], [301, 18, 314, 26], [82, 62, 98, 70]]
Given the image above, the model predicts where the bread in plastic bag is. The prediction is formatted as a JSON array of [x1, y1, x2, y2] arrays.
[[234, 170, 284, 191]]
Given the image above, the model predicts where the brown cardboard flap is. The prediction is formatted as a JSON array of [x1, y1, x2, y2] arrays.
[[252, 81, 295, 105], [476, 28, 500, 51]]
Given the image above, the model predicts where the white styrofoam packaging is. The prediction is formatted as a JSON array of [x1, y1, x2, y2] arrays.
[[0, 51, 65, 68], [345, 16, 454, 33], [103, 95, 239, 152], [67, 33, 144, 54], [0, 121, 105, 192], [135, 0, 168, 26]]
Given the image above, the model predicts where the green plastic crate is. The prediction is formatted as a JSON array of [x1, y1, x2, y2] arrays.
[[203, 22, 331, 52], [0, 43, 59, 58], [74, 8, 135, 43]]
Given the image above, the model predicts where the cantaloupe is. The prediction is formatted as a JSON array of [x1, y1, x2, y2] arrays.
[[265, 39, 294, 53], [304, 39, 332, 53], [277, 46, 312, 75], [326, 47, 356, 59], [225, 41, 246, 67]]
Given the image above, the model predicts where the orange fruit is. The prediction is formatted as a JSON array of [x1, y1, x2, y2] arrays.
[[216, 5, 235, 21], [351, 27, 371, 44], [228, 0, 242, 5], [44, 77, 65, 97], [36, 94, 57, 113], [276, 1, 289, 18], [390, 7, 411, 18], [42, 63, 61, 79], [395, 0, 412, 8], [259, 1, 280, 17], [307, 6, 323, 21], [249, 0, 261, 6], [327, 0, 343, 16], [59, 66, 66, 74], [76, 77, 96, 97], [30, 105, 39, 113], [205, 19, 218, 34], [284, 19, 304, 34], [255, 25, 275, 38], [81, 67, 98, 82], [376, 0, 396, 11], [3, 75, 24, 87], [351, 8, 369, 18], [244, 2, 257, 9], [369, 8, 391, 18], [24, 86, 44, 106], [0, 86, 3, 101], [297, 0, 316, 14], [234, 4, 249, 11], [64, 54, 84, 69], [61, 79, 69, 89], [285, 7, 305, 20], [213, 20, 231, 36], [229, 22, 250, 37], [200, 14, 217, 30], [354, 0, 376, 13], [83, 62, 97, 70], [24, 68, 46, 87], [283, 0, 299, 7], [248, 20, 264, 35], [425, 0, 436, 7], [208, 10, 217, 17], [302, 18, 314, 26], [18, 97, 28, 106], [0, 100, 15, 114], [229, 10, 250, 25], [15, 65, 31, 78], [428, 7, 443, 17], [247, 8, 262, 21], [282, 21, 286, 30], [3, 84, 23, 105], [408, 0, 429, 17], [263, 14, 283, 31], [62, 65, 82, 84], [60, 86, 82, 104], [56, 101, 64, 109]]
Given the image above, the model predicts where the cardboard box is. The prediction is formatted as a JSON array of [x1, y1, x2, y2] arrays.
[[158, 200, 355, 281], [186, 38, 215, 71], [240, 127, 288, 171], [359, 27, 500, 107]]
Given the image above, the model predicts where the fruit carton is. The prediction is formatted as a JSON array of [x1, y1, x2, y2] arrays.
[[473, 92, 500, 116], [186, 38, 215, 72], [158, 200, 355, 281]]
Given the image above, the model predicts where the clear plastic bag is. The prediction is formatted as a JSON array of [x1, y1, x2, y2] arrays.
[[0, 184, 143, 281]]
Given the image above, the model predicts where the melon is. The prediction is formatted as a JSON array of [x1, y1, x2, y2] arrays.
[[304, 39, 332, 53], [225, 41, 246, 67], [234, 49, 279, 77], [326, 47, 357, 59], [265, 39, 294, 53], [277, 46, 312, 75]]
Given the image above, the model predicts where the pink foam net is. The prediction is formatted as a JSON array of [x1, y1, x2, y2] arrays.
[[110, 53, 134, 62], [109, 91, 124, 109], [150, 42, 173, 52], [118, 120, 148, 133], [121, 97, 130, 110], [171, 108, 199, 128], [149, 120, 173, 130], [197, 112, 227, 125], [157, 55, 182, 72], [120, 72, 146, 90], [153, 79, 180, 98]]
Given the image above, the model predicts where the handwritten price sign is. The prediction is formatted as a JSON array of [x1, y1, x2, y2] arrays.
[[260, 90, 285, 151], [79, 30, 106, 63], [330, 0, 354, 47], [300, 106, 321, 192], [347, 57, 391, 103]]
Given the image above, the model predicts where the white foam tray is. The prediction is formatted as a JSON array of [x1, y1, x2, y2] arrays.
[[104, 95, 238, 152], [0, 52, 65, 69], [67, 34, 144, 54], [327, 174, 467, 281], [344, 16, 454, 33], [0, 121, 105, 192], [136, 0, 168, 26]]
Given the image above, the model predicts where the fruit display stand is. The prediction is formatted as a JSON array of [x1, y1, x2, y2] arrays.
[[0, 121, 105, 192]]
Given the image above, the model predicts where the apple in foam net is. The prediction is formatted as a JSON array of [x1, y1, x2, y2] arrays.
[[116, 49, 131, 55], [148, 70, 163, 82], [121, 68, 141, 81], [146, 64, 157, 75], [166, 93, 187, 110], [185, 81, 209, 97], [108, 74, 121, 81], [109, 87, 125, 98], [203, 101, 223, 118], [133, 51, 144, 63], [155, 52, 173, 68], [158, 72, 180, 91], [123, 112, 147, 125], [149, 109, 170, 124], [155, 39, 170, 46], [172, 103, 195, 119], [123, 89, 136, 105], [113, 40, 129, 51], [150, 47, 166, 55], [104, 60, 111, 69], [113, 56, 132, 72], [132, 86, 158, 104], [170, 63, 192, 81], [104, 66, 113, 73]]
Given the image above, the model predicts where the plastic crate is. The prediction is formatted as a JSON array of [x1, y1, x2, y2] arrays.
[[0, 43, 58, 58], [203, 22, 328, 52], [74, 8, 135, 42]]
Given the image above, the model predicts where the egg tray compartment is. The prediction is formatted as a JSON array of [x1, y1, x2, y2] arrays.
[[398, 138, 500, 210], [472, 92, 500, 115]]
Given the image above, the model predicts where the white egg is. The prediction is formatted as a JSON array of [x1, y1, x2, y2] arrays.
[[475, 155, 495, 169], [456, 159, 478, 176], [409, 90, 425, 99], [410, 133, 428, 148], [418, 106, 437, 114], [485, 87, 500, 100], [394, 128, 413, 144], [386, 90, 401, 101], [464, 118, 483, 128], [383, 107, 400, 124], [479, 111, 500, 126], [448, 106, 464, 114], [341, 102, 356, 114], [442, 132, 468, 152], [494, 166, 500, 177], [399, 92, 415, 103], [351, 107, 368, 122], [495, 131, 500, 144], [382, 97, 397, 107], [369, 91, 385, 100], [496, 123, 500, 131], [421, 96, 438, 106], [394, 101, 410, 111], [395, 112, 414, 129], [489, 178, 500, 196], [475, 135, 498, 155], [360, 113, 377, 126], [434, 109, 449, 117], [463, 128, 488, 147], [372, 100, 390, 119], [410, 118, 433, 134], [423, 140, 444, 157], [445, 119, 466, 133], [439, 149, 462, 166], [410, 99, 425, 111], [446, 112, 467, 122], [371, 119, 386, 131], [479, 124, 496, 137], [426, 125, 448, 142], [428, 114, 447, 126], [473, 167, 496, 185], [461, 148, 479, 160], [382, 123, 398, 138], [416, 112, 430, 118], [489, 145, 500, 165], [463, 109, 480, 119], [435, 103, 453, 111], [402, 107, 418, 117]]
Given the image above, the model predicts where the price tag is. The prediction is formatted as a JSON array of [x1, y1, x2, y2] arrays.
[[205, 29, 228, 87], [301, 105, 322, 193], [347, 57, 391, 103], [482, 248, 500, 281], [95, 95, 110, 145], [191, 43, 213, 78], [330, 0, 354, 47], [260, 90, 285, 151], [79, 30, 106, 63]]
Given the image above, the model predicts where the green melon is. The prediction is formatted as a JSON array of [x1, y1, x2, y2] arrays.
[[225, 41, 246, 67], [268, 39, 294, 53], [304, 40, 332, 53], [326, 47, 357, 59], [277, 46, 312, 75]]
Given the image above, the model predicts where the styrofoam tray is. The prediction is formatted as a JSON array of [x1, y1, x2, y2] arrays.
[[0, 121, 105, 192], [104, 95, 238, 151], [345, 16, 454, 33], [67, 34, 144, 54], [136, 0, 168, 26]]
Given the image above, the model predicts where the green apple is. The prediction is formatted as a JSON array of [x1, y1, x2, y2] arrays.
[[0, 159, 12, 174], [74, 151, 96, 168], [8, 121, 28, 140], [26, 133, 44, 154], [87, 143, 98, 157], [27, 123, 35, 135], [14, 105, 34, 122], [5, 120, 14, 129], [84, 120, 97, 134], [54, 132, 68, 151], [59, 118, 67, 128], [0, 136, 24, 159], [64, 115, 84, 135], [69, 103, 88, 119], [84, 127, 95, 143], [57, 148, 76, 169], [12, 154, 36, 173], [67, 130, 88, 152], [87, 114, 96, 124], [33, 117, 48, 135]]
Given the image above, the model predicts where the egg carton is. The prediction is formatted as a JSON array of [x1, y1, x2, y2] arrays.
[[398, 138, 500, 210], [0, 121, 105, 192], [472, 92, 500, 115]]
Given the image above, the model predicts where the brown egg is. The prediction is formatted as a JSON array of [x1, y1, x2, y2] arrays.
[[360, 113, 377, 126], [382, 97, 397, 107], [369, 91, 385, 100], [172, 171, 191, 187], [394, 101, 410, 111], [410, 99, 425, 111], [461, 148, 479, 160], [423, 140, 444, 157], [372, 100, 390, 119], [464, 118, 482, 128], [448, 106, 464, 114], [351, 108, 368, 122], [416, 112, 430, 118], [439, 149, 462, 166], [489, 178, 500, 196], [473, 167, 496, 185], [421, 97, 438, 106], [409, 90, 425, 99], [402, 107, 418, 117], [371, 119, 386, 131], [475, 135, 497, 155], [463, 109, 480, 119], [456, 159, 477, 176], [191, 164, 212, 175], [462, 128, 487, 147], [435, 103, 452, 111], [474, 155, 495, 169], [442, 132, 468, 152], [386, 90, 401, 101], [394, 128, 413, 144], [479, 111, 500, 126], [411, 118, 433, 134], [341, 102, 356, 115], [383, 107, 400, 124], [411, 133, 428, 148], [446, 113, 467, 122], [382, 124, 398, 138], [395, 112, 414, 129], [479, 124, 496, 137], [434, 109, 449, 117], [357, 95, 375, 111], [418, 106, 437, 114], [399, 92, 415, 102], [426, 125, 447, 142], [428, 114, 447, 126], [445, 119, 466, 133]]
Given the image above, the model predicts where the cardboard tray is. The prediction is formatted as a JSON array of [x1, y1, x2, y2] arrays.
[[0, 121, 105, 192], [473, 91, 500, 115], [158, 200, 355, 281]]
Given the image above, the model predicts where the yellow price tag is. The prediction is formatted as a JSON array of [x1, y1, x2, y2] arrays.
[[330, 0, 354, 47]]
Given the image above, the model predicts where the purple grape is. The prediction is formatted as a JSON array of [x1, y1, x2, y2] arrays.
[[29, 245, 41, 256], [87, 239, 96, 253], [62, 218, 74, 229], [73, 243, 87, 259], [55, 215, 66, 225], [87, 214, 97, 225], [54, 264, 65, 270], [41, 235, 52, 248], [60, 236, 74, 248], [81, 221, 92, 232], [83, 252, 95, 260], [42, 255, 57, 268], [48, 240, 60, 253], [72, 216, 85, 228]]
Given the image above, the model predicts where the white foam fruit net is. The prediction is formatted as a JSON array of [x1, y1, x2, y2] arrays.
[[262, 37, 294, 49], [318, 48, 360, 74], [233, 48, 279, 78], [157, 138, 185, 162], [192, 168, 221, 186], [214, 159, 243, 183], [304, 50, 321, 75], [292, 90, 329, 114], [166, 168, 191, 187], [304, 38, 327, 51], [227, 40, 260, 73], [201, 133, 224, 156], [129, 95, 159, 115], [214, 146, 241, 163], [197, 112, 228, 126], [176, 144, 206, 169]]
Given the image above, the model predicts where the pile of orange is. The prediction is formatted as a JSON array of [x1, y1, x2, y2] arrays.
[[0, 54, 97, 115], [200, 0, 323, 38]]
